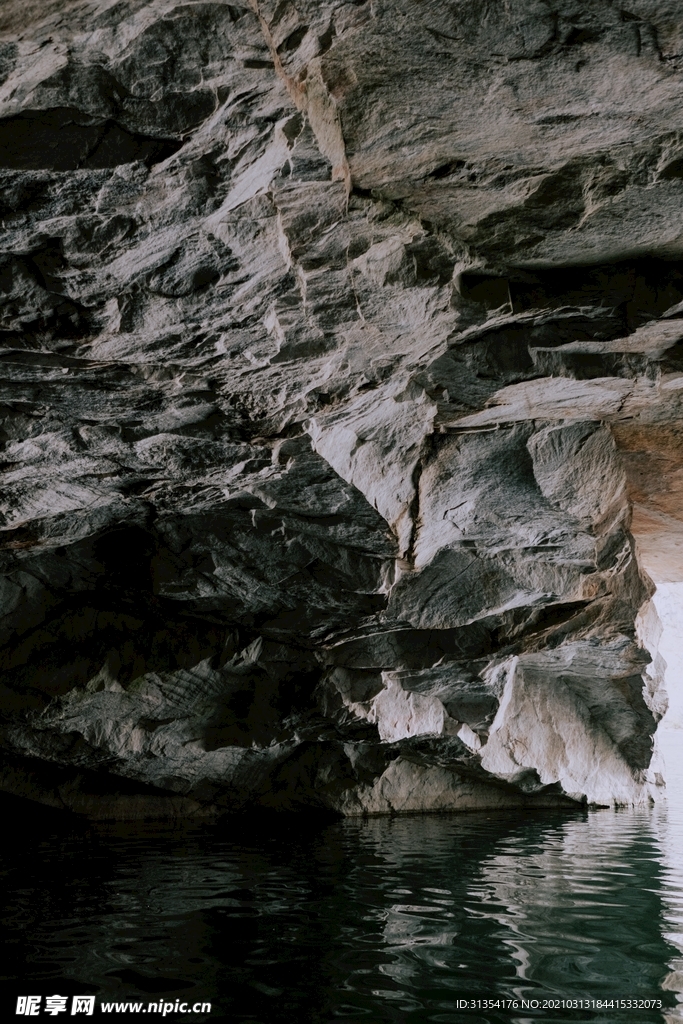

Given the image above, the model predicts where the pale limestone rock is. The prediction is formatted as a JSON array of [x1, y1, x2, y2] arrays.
[[334, 758, 550, 816], [479, 652, 656, 807]]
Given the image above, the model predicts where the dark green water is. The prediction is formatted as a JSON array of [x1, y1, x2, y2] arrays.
[[3, 737, 683, 1024]]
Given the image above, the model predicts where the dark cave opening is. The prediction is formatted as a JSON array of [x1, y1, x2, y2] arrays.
[[0, 108, 182, 171], [459, 257, 683, 331]]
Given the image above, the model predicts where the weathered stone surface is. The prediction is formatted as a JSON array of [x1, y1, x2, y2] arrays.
[[0, 0, 681, 817]]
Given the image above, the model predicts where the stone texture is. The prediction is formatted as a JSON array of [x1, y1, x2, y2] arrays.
[[0, 0, 682, 817]]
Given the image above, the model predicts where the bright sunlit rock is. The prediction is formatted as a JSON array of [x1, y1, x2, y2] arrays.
[[654, 584, 683, 733]]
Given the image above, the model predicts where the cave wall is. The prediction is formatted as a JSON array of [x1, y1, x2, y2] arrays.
[[1, 0, 682, 817]]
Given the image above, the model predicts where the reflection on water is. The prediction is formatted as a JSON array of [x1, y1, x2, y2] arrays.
[[3, 765, 683, 1023], [655, 730, 683, 1023]]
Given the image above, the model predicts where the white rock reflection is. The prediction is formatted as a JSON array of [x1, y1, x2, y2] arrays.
[[467, 812, 662, 989], [654, 730, 683, 1022], [647, 582, 683, 1020]]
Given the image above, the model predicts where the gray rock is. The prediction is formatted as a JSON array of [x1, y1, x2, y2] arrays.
[[0, 0, 680, 817]]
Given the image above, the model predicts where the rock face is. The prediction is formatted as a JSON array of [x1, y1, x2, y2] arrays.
[[1, 0, 682, 817]]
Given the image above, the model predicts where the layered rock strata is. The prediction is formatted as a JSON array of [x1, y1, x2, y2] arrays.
[[1, 0, 682, 817]]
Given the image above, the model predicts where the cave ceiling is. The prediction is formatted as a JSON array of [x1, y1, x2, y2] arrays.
[[0, 0, 682, 817]]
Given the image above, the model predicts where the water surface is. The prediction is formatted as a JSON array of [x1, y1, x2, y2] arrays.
[[3, 740, 683, 1024]]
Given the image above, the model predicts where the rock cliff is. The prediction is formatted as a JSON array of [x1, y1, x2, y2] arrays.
[[1, 0, 682, 817]]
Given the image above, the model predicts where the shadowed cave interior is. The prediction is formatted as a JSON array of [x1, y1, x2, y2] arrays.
[[3, 232, 683, 816], [2, 249, 683, 816]]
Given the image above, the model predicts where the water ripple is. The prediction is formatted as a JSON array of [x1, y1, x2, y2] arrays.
[[3, 746, 683, 1023]]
